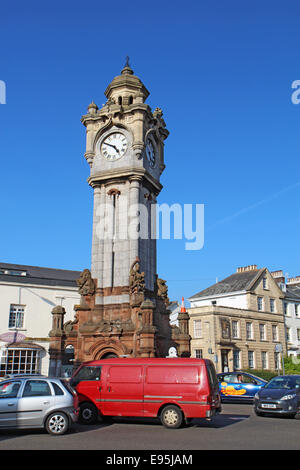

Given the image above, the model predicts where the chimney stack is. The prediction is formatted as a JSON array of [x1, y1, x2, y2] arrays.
[[287, 276, 300, 287], [236, 265, 258, 273], [271, 270, 285, 285]]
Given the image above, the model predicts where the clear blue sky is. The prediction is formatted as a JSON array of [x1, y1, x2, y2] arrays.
[[1, 0, 299, 305]]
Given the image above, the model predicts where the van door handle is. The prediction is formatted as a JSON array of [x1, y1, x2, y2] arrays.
[[108, 387, 111, 392], [7, 403, 14, 407], [43, 401, 50, 405]]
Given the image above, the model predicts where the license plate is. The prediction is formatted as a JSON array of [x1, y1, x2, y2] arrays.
[[261, 403, 277, 409]]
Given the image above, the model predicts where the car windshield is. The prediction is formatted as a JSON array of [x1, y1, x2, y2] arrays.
[[265, 377, 300, 390]]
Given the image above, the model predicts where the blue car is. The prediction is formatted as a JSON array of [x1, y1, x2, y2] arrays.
[[217, 371, 267, 402]]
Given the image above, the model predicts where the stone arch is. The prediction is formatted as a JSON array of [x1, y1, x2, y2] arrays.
[[88, 339, 129, 360]]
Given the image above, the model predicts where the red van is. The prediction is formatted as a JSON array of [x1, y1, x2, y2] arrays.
[[70, 358, 221, 429]]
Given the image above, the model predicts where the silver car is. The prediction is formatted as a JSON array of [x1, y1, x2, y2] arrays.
[[0, 377, 78, 435]]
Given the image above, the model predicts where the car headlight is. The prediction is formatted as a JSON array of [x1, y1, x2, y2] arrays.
[[280, 394, 297, 401], [254, 392, 259, 399]]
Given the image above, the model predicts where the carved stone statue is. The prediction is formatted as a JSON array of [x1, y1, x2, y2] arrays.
[[76, 269, 95, 296], [157, 277, 169, 303], [129, 258, 145, 294]]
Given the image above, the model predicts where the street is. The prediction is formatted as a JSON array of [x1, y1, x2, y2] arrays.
[[0, 402, 299, 451]]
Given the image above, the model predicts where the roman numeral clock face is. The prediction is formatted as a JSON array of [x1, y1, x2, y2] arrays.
[[101, 132, 128, 161]]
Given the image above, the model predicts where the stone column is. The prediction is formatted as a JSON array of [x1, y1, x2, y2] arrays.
[[129, 176, 141, 273], [48, 306, 66, 376], [91, 185, 102, 282]]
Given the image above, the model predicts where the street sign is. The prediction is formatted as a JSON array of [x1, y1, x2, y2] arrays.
[[275, 343, 283, 353]]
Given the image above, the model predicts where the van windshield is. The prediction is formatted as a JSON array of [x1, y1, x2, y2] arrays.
[[71, 366, 101, 386]]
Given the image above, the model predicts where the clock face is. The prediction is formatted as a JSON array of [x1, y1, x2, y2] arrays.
[[146, 138, 156, 167], [101, 132, 128, 161]]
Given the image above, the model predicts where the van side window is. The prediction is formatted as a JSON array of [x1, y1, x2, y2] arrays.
[[73, 366, 101, 384], [206, 363, 218, 389]]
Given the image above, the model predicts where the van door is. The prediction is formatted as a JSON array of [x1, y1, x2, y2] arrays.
[[71, 365, 102, 407], [101, 365, 144, 417]]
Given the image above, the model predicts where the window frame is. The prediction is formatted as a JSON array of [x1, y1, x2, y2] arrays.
[[8, 304, 25, 329], [193, 320, 202, 338]]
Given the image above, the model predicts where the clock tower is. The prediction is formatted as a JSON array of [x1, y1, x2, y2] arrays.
[[49, 62, 190, 370]]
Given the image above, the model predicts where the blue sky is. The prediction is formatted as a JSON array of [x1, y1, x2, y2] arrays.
[[1, 0, 299, 304]]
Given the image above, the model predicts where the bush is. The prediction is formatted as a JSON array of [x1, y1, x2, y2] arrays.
[[284, 355, 300, 374], [243, 369, 277, 381]]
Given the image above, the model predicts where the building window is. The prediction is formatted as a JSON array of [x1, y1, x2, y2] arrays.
[[283, 302, 288, 315], [259, 324, 266, 341], [297, 329, 300, 342], [263, 277, 268, 289], [261, 351, 268, 369], [270, 298, 275, 313], [193, 320, 202, 338], [0, 348, 40, 377], [248, 351, 255, 369], [286, 328, 291, 342], [195, 349, 203, 359], [246, 322, 253, 340], [8, 305, 25, 329], [232, 321, 239, 339], [257, 297, 263, 311], [233, 350, 240, 370], [272, 325, 278, 342], [295, 304, 299, 317]]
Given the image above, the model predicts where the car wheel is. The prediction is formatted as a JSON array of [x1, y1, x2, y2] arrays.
[[294, 404, 300, 420], [45, 412, 69, 435], [79, 402, 98, 424], [160, 405, 183, 429]]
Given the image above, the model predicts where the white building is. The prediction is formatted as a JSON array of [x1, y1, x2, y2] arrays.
[[282, 276, 300, 357], [0, 262, 81, 377]]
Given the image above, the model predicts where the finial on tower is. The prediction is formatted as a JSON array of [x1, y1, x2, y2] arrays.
[[121, 56, 134, 75]]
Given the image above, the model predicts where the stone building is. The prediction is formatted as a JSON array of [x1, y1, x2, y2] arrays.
[[188, 265, 287, 373], [49, 62, 190, 374]]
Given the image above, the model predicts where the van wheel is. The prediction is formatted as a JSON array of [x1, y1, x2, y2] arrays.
[[79, 403, 98, 424], [160, 405, 183, 429]]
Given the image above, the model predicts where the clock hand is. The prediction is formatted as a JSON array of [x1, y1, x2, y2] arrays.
[[104, 142, 117, 150], [104, 142, 121, 154]]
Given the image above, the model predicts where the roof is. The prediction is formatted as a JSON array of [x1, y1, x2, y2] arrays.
[[189, 268, 264, 300], [285, 286, 300, 301], [0, 262, 81, 288]]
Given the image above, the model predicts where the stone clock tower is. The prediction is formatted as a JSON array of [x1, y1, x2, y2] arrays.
[[49, 62, 190, 372]]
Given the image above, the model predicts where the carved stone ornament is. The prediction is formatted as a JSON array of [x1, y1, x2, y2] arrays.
[[76, 269, 96, 296], [129, 258, 145, 294], [157, 277, 169, 302]]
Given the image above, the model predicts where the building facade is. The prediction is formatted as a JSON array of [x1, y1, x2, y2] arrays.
[[188, 265, 287, 373], [273, 272, 300, 357], [0, 263, 80, 377]]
